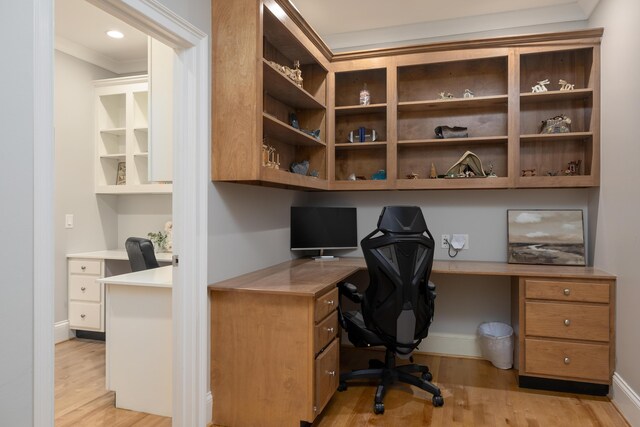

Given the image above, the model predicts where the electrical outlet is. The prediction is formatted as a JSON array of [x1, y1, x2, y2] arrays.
[[65, 214, 74, 229], [441, 234, 450, 249], [451, 234, 469, 249]]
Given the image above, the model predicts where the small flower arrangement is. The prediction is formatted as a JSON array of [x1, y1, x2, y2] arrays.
[[148, 221, 173, 252]]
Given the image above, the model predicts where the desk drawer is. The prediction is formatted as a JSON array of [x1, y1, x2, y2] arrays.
[[525, 338, 609, 382], [315, 288, 339, 322], [525, 279, 609, 303], [69, 302, 102, 331], [525, 301, 609, 342], [69, 275, 101, 302], [314, 311, 338, 355], [69, 259, 102, 275], [315, 338, 339, 415]]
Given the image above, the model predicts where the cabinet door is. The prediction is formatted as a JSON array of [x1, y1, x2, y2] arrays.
[[148, 37, 173, 182]]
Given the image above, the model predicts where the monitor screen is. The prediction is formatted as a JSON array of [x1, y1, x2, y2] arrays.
[[290, 206, 358, 251]]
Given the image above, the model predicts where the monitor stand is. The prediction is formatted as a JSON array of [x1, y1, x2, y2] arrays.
[[312, 249, 339, 261]]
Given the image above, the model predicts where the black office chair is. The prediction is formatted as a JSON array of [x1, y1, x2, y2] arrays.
[[337, 206, 444, 414], [125, 237, 160, 272]]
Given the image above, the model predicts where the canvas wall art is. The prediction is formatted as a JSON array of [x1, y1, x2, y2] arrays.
[[507, 210, 585, 265]]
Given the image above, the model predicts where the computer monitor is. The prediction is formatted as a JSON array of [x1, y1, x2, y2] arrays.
[[290, 206, 357, 258]]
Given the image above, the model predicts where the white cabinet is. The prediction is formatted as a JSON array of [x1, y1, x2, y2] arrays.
[[94, 75, 172, 194], [68, 258, 105, 332]]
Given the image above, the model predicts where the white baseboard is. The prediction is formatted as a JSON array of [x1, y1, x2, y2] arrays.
[[612, 372, 640, 426], [418, 332, 482, 358], [206, 391, 212, 424], [54, 320, 74, 344]]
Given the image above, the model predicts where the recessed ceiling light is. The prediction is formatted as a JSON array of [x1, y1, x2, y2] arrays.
[[106, 30, 124, 39]]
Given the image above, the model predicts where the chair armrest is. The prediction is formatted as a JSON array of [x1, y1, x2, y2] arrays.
[[338, 281, 362, 303]]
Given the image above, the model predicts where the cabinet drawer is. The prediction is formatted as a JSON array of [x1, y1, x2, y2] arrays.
[[69, 302, 102, 331], [525, 279, 609, 303], [315, 338, 339, 415], [314, 311, 338, 355], [315, 287, 339, 322], [69, 259, 102, 275], [69, 275, 102, 302], [525, 301, 609, 342], [524, 338, 609, 382]]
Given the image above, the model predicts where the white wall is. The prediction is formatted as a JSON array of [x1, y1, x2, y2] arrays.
[[116, 195, 172, 247], [589, 0, 640, 423], [0, 2, 36, 425]]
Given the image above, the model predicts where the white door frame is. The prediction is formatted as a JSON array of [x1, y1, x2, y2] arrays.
[[34, 0, 209, 425]]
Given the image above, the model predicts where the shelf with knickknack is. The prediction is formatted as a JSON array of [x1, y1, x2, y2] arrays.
[[517, 46, 598, 188]]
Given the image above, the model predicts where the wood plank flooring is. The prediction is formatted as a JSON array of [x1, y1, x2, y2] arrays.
[[314, 348, 629, 427], [55, 339, 171, 427]]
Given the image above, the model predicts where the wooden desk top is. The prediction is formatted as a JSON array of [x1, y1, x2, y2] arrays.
[[208, 258, 615, 297]]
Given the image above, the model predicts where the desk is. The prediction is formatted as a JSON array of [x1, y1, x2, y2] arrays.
[[209, 258, 615, 427], [66, 250, 172, 333], [98, 265, 172, 417]]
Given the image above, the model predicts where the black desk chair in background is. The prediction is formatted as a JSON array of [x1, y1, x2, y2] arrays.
[[337, 206, 444, 414], [125, 237, 160, 272]]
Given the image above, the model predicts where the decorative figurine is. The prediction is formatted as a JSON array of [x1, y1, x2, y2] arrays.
[[438, 91, 455, 100], [445, 151, 487, 178], [371, 170, 386, 180], [429, 163, 438, 179], [564, 160, 581, 176], [487, 162, 497, 177], [359, 83, 370, 106], [531, 79, 550, 93], [463, 89, 474, 98], [435, 125, 468, 139], [262, 144, 280, 169], [540, 114, 571, 134], [521, 168, 537, 177], [309, 170, 319, 178], [406, 172, 419, 179], [347, 173, 357, 181], [558, 79, 575, 91], [547, 170, 559, 176], [290, 112, 320, 139], [268, 59, 303, 88], [348, 128, 377, 143], [290, 160, 309, 175]]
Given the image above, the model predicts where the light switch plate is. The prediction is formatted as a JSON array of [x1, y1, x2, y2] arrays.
[[65, 214, 74, 229]]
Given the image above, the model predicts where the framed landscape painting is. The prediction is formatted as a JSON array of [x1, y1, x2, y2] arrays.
[[507, 210, 585, 266]]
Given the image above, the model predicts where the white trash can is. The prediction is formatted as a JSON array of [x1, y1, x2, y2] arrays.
[[478, 322, 514, 369]]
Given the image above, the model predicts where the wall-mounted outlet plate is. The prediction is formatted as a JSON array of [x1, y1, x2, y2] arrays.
[[441, 234, 450, 249]]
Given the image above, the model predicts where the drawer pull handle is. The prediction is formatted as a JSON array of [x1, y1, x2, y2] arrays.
[[326, 370, 336, 376], [326, 327, 335, 333], [563, 288, 570, 296], [325, 300, 335, 306], [564, 319, 571, 326], [80, 314, 86, 319], [81, 286, 86, 291], [564, 357, 571, 365], [81, 265, 86, 271]]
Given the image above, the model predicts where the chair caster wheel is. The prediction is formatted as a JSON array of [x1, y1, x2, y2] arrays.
[[337, 382, 347, 392], [421, 372, 433, 382], [374, 402, 385, 414], [432, 395, 444, 407]]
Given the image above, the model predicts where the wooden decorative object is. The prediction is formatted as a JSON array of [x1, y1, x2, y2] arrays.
[[531, 79, 550, 92], [559, 79, 575, 91]]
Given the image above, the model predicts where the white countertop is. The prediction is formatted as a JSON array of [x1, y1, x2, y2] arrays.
[[98, 265, 172, 288], [67, 249, 173, 263]]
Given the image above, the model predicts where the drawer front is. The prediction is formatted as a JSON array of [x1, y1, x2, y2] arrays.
[[314, 311, 338, 355], [525, 301, 609, 342], [69, 275, 102, 302], [315, 338, 339, 416], [525, 279, 609, 303], [68, 259, 102, 275], [315, 287, 339, 322], [524, 338, 610, 382], [69, 302, 102, 331]]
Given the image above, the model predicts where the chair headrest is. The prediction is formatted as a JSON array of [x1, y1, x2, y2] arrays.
[[377, 206, 428, 234]]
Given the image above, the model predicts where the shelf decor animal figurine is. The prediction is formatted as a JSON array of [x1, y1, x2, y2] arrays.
[[463, 89, 474, 98], [559, 79, 575, 91], [438, 91, 455, 99], [564, 160, 581, 176], [406, 172, 419, 179], [521, 168, 537, 177], [531, 79, 550, 92]]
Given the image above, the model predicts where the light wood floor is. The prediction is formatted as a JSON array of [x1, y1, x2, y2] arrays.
[[55, 339, 171, 427], [314, 348, 629, 427]]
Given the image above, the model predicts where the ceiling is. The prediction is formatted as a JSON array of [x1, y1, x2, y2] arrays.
[[55, 0, 148, 74], [55, 0, 600, 72]]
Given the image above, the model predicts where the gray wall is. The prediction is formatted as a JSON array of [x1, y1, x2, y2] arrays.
[[589, 0, 640, 419], [0, 2, 35, 425]]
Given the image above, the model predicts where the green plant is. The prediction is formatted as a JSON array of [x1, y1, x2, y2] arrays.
[[147, 230, 168, 251]]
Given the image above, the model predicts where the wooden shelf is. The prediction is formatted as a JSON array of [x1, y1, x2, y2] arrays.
[[335, 104, 386, 116], [100, 128, 126, 136], [516, 175, 596, 188], [396, 177, 510, 190], [331, 179, 390, 191], [398, 136, 508, 147], [520, 132, 593, 143], [260, 167, 327, 190], [335, 141, 387, 150], [263, 113, 326, 147], [520, 88, 593, 104], [398, 95, 508, 112], [262, 59, 325, 109]]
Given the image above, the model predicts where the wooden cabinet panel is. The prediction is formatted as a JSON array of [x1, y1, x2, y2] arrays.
[[69, 275, 101, 302], [525, 279, 609, 303], [525, 301, 609, 341], [524, 338, 609, 382], [314, 338, 339, 414], [314, 310, 338, 355], [315, 287, 339, 322], [69, 259, 102, 275]]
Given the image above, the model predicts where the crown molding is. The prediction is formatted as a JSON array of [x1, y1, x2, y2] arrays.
[[55, 35, 147, 74]]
